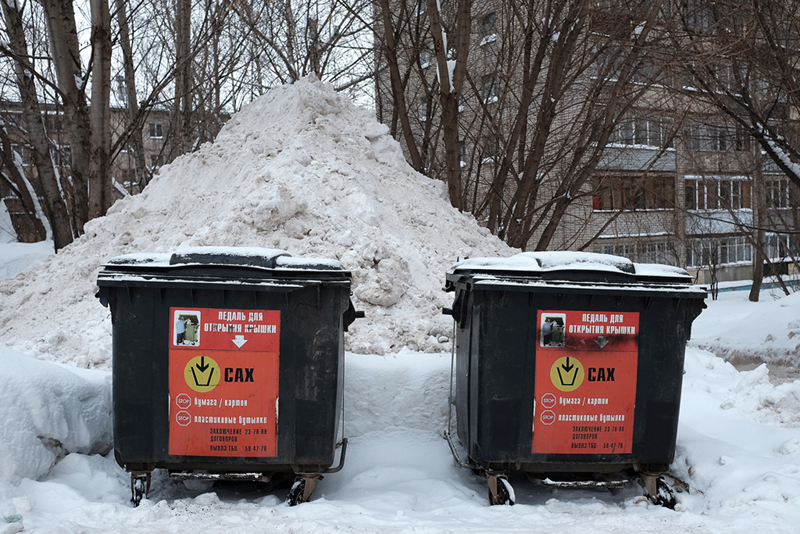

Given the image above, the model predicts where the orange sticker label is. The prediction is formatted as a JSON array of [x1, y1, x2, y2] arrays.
[[532, 310, 638, 455], [168, 307, 280, 457]]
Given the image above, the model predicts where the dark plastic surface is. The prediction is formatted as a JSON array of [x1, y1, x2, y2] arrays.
[[446, 255, 706, 475], [97, 248, 356, 476]]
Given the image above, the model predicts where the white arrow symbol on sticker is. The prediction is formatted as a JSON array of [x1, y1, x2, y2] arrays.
[[232, 335, 248, 348], [595, 336, 609, 348]]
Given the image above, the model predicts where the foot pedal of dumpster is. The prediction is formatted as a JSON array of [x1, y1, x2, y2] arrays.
[[487, 472, 515, 506], [130, 472, 151, 507], [287, 474, 323, 506], [641, 472, 676, 509]]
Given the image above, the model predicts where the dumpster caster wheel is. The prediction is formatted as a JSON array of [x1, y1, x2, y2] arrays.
[[487, 473, 514, 506], [641, 473, 676, 510], [130, 472, 151, 507], [286, 474, 322, 506]]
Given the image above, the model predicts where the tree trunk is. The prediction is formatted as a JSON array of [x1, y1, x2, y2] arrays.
[[173, 0, 192, 154], [1, 0, 74, 250], [115, 0, 148, 189], [0, 127, 48, 241], [41, 0, 92, 233], [749, 159, 766, 302], [379, 0, 425, 173], [308, 15, 321, 77], [425, 0, 471, 211], [90, 0, 113, 216]]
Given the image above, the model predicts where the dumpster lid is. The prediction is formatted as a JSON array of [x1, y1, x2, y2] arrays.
[[104, 247, 345, 271], [448, 251, 696, 285], [450, 251, 637, 275]]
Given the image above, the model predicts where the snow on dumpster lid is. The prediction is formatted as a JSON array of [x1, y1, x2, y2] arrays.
[[450, 251, 637, 275], [274, 256, 345, 271], [104, 247, 346, 272], [632, 262, 692, 279], [105, 252, 172, 267], [168, 246, 290, 269]]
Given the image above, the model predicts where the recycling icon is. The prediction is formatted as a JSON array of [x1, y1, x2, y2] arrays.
[[549, 356, 585, 392]]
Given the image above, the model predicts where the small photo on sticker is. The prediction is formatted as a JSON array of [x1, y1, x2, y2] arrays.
[[540, 313, 566, 348], [174, 309, 201, 347]]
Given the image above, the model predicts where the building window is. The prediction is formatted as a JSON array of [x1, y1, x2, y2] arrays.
[[6, 112, 26, 129], [639, 241, 673, 264], [764, 233, 794, 261], [685, 0, 712, 33], [482, 11, 496, 35], [596, 241, 675, 264], [420, 96, 429, 121], [593, 176, 675, 211], [686, 237, 752, 268], [720, 236, 752, 265], [51, 146, 72, 167], [600, 243, 634, 258], [149, 123, 163, 139], [609, 118, 673, 148], [481, 74, 497, 103], [684, 122, 746, 152], [589, 45, 623, 82], [150, 154, 164, 168], [480, 12, 497, 45], [419, 48, 432, 69], [684, 177, 751, 210], [765, 178, 790, 209], [482, 137, 498, 162], [11, 144, 33, 166], [48, 115, 64, 132]]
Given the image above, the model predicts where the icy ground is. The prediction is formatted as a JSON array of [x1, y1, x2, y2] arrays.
[[1, 77, 799, 532]]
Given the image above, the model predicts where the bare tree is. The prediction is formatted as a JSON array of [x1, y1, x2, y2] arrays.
[[40, 0, 93, 232], [0, 122, 48, 241], [90, 0, 113, 216], [1, 0, 73, 250], [375, 0, 671, 250], [114, 0, 148, 189], [425, 0, 472, 210], [669, 0, 800, 300]]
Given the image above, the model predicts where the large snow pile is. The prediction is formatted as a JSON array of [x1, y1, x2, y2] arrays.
[[0, 76, 512, 368], [0, 344, 111, 482]]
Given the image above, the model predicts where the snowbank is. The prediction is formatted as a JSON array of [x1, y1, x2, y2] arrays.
[[0, 76, 512, 369], [692, 290, 800, 366], [0, 241, 53, 279], [0, 344, 111, 482]]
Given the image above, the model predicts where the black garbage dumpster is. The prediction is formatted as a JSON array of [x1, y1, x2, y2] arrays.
[[96, 247, 362, 506], [443, 251, 706, 506]]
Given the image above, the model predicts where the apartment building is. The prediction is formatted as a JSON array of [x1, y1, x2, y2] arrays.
[[375, 0, 799, 285]]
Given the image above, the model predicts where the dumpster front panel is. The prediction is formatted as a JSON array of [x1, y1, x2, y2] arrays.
[[531, 310, 639, 455], [167, 307, 281, 458]]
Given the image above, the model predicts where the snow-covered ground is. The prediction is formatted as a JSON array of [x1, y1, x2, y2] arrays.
[[1, 298, 799, 534], [1, 78, 799, 533]]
